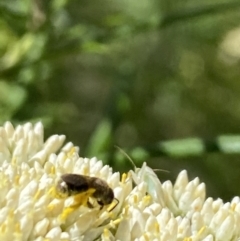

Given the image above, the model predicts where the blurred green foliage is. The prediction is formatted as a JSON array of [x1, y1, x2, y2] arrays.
[[1, 0, 240, 201]]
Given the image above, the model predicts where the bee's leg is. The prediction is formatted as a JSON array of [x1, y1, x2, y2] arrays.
[[70, 188, 96, 209], [58, 189, 97, 223], [71, 193, 88, 208], [58, 193, 88, 222]]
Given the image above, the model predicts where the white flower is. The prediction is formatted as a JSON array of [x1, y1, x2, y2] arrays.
[[0, 121, 240, 241]]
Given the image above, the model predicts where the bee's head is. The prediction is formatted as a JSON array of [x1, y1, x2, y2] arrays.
[[100, 187, 114, 205], [55, 179, 70, 197]]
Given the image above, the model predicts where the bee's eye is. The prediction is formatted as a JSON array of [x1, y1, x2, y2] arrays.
[[57, 180, 68, 193]]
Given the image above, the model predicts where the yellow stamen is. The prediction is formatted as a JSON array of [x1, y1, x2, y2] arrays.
[[231, 202, 237, 211], [143, 195, 151, 204], [50, 166, 55, 175], [197, 226, 206, 236], [9, 209, 14, 217], [34, 189, 41, 200], [133, 195, 138, 204], [82, 166, 89, 175], [47, 203, 54, 212], [112, 218, 121, 226], [154, 222, 160, 234], [0, 223, 6, 233], [14, 175, 20, 186], [103, 228, 110, 238], [15, 222, 21, 233], [11, 157, 17, 165], [121, 173, 127, 183], [143, 233, 150, 241], [122, 205, 129, 217], [67, 147, 77, 158]]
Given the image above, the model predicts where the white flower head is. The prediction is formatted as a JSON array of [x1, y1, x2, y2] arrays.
[[0, 121, 240, 241]]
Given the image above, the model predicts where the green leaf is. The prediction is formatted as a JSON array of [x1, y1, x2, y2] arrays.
[[0, 81, 27, 121], [85, 119, 112, 157], [217, 136, 240, 153], [159, 138, 205, 157]]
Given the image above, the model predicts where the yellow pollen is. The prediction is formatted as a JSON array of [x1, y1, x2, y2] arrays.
[[67, 147, 77, 158], [14, 175, 20, 185], [143, 195, 151, 204], [103, 228, 110, 237], [133, 195, 138, 204], [47, 203, 54, 212], [108, 219, 117, 229], [47, 187, 57, 198], [11, 157, 17, 165], [62, 153, 67, 161], [123, 205, 129, 217], [112, 218, 121, 226], [15, 222, 21, 233], [183, 238, 192, 241], [9, 209, 14, 218], [50, 166, 55, 175], [196, 226, 206, 237], [121, 173, 127, 183], [82, 166, 89, 175], [143, 233, 150, 241], [72, 189, 95, 207], [231, 203, 237, 211], [34, 190, 41, 200], [0, 223, 6, 233], [154, 222, 160, 234]]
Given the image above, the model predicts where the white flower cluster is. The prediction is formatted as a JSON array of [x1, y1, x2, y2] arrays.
[[0, 122, 239, 241]]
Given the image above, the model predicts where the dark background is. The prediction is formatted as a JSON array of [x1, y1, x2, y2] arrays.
[[1, 0, 240, 201]]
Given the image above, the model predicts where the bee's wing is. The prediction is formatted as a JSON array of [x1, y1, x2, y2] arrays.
[[61, 174, 90, 193]]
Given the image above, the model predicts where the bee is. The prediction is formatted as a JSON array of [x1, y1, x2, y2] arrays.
[[56, 173, 118, 211]]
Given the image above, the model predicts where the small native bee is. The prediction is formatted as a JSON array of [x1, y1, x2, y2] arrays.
[[56, 173, 118, 211]]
